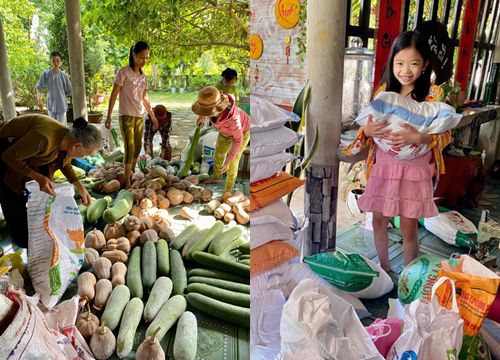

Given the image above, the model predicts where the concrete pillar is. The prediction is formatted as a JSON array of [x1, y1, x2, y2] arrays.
[[304, 0, 346, 254], [64, 0, 87, 119], [0, 17, 17, 121]]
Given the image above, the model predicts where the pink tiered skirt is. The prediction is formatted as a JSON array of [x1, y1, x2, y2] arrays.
[[357, 150, 438, 219]]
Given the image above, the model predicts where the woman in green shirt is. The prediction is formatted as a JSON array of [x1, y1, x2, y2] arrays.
[[0, 115, 102, 248], [214, 68, 239, 106]]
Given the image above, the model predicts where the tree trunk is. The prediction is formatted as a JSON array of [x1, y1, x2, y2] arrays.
[[304, 0, 346, 254], [64, 0, 87, 119], [0, 17, 17, 122]]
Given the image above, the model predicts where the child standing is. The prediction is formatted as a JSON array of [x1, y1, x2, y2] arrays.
[[353, 31, 451, 271], [36, 51, 72, 125], [105, 41, 158, 188], [214, 68, 239, 106]]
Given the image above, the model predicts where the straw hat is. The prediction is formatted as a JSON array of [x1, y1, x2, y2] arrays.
[[191, 86, 229, 116]]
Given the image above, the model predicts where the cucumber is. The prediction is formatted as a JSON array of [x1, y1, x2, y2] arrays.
[[145, 295, 187, 342], [187, 221, 224, 259], [116, 298, 144, 359], [101, 285, 131, 331], [142, 240, 157, 291], [192, 251, 250, 277], [170, 249, 187, 295], [188, 268, 249, 284], [102, 190, 133, 223], [208, 226, 244, 256], [86, 196, 111, 223], [238, 242, 250, 254], [156, 239, 170, 275], [187, 283, 250, 307], [182, 228, 209, 259], [197, 173, 209, 182], [170, 224, 200, 251], [186, 293, 250, 327], [188, 276, 250, 294], [179, 127, 202, 177], [126, 246, 143, 299], [240, 254, 251, 260], [173, 311, 198, 360], [240, 259, 250, 266], [79, 203, 88, 223], [144, 277, 173, 322], [219, 237, 247, 258]]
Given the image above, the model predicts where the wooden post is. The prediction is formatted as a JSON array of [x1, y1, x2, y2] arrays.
[[0, 17, 17, 121], [64, 0, 87, 119], [304, 0, 346, 254]]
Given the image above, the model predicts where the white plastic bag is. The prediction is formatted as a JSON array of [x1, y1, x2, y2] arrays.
[[27, 182, 85, 308], [280, 279, 383, 360], [387, 277, 464, 360], [420, 209, 477, 248], [251, 290, 286, 350]]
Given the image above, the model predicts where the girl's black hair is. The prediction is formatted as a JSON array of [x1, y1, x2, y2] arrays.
[[129, 41, 150, 74], [221, 68, 238, 81], [380, 31, 431, 102]]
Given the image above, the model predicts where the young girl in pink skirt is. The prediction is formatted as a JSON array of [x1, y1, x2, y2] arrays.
[[354, 31, 452, 271]]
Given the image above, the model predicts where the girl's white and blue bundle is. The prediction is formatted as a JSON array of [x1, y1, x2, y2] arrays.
[[354, 91, 462, 159]]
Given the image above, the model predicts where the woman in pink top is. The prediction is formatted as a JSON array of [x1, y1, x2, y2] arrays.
[[193, 86, 250, 192], [105, 41, 158, 188]]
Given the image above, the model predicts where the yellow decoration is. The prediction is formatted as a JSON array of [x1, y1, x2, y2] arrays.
[[285, 36, 291, 44], [275, 0, 300, 29], [250, 34, 264, 60]]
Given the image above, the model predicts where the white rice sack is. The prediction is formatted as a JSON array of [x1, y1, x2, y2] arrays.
[[354, 91, 462, 160], [250, 152, 296, 183], [250, 96, 296, 132], [420, 208, 477, 248], [251, 199, 295, 229], [250, 126, 302, 158], [304, 250, 394, 299], [27, 182, 85, 308], [250, 216, 294, 249]]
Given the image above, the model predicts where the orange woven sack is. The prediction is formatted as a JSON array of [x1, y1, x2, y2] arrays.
[[431, 255, 500, 337], [250, 240, 299, 277], [250, 172, 304, 211]]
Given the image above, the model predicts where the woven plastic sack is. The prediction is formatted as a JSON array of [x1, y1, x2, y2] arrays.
[[354, 91, 461, 160], [304, 250, 393, 299], [27, 182, 85, 308]]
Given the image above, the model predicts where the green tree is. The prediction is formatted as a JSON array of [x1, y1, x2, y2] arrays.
[[1, 0, 47, 110], [82, 0, 249, 71]]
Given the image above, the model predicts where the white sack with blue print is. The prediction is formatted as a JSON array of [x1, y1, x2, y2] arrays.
[[354, 91, 461, 160]]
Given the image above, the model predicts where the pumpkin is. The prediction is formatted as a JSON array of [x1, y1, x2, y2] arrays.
[[140, 229, 159, 245], [103, 222, 126, 240], [139, 217, 155, 232], [85, 229, 106, 251], [166, 188, 183, 206], [124, 216, 141, 232], [106, 237, 131, 253], [127, 230, 141, 248]]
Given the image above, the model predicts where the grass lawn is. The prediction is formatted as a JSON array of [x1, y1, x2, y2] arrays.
[[148, 90, 198, 108], [93, 90, 198, 113]]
